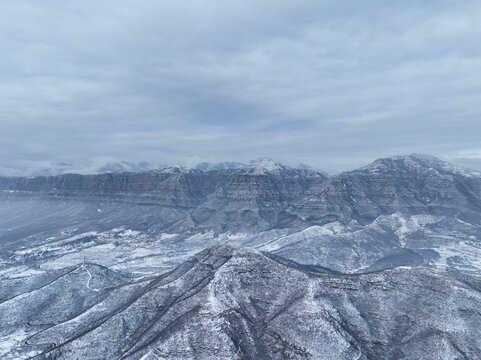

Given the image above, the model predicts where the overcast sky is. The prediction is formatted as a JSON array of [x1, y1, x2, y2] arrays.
[[1, 0, 481, 175]]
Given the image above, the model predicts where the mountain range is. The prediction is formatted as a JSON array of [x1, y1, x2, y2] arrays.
[[1, 154, 480, 276], [1, 154, 481, 358]]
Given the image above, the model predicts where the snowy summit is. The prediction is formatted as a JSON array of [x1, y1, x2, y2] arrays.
[[243, 158, 286, 175]]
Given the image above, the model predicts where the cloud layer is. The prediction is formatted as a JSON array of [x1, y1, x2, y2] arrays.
[[1, 0, 481, 175]]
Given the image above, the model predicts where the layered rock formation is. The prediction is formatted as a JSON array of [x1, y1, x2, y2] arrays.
[[1, 154, 481, 276]]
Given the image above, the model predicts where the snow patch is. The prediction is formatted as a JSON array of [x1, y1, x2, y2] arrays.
[[0, 329, 30, 358]]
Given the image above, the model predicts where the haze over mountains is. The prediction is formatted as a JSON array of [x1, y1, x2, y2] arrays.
[[0, 158, 328, 177], [1, 154, 481, 359]]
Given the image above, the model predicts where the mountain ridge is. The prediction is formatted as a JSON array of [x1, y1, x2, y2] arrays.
[[1, 245, 480, 359], [1, 154, 481, 279]]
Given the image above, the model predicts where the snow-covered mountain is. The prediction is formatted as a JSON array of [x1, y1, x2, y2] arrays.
[[1, 154, 481, 358], [1, 154, 480, 275], [1, 246, 480, 359]]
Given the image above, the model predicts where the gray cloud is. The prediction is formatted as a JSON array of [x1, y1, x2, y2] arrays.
[[1, 0, 481, 175]]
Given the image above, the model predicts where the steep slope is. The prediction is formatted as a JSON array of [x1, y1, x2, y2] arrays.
[[1, 246, 480, 359], [271, 154, 481, 273], [302, 154, 481, 224]]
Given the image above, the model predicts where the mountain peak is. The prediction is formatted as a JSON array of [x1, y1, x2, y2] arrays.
[[151, 165, 190, 174], [362, 154, 481, 177], [243, 157, 286, 174], [393, 153, 446, 166]]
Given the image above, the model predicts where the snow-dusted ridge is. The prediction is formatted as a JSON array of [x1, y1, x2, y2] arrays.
[[359, 153, 481, 178], [1, 245, 480, 359]]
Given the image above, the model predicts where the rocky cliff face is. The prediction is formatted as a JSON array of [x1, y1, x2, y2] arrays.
[[1, 246, 480, 359], [0, 160, 326, 236], [303, 154, 481, 224], [0, 159, 325, 202], [0, 162, 326, 215], [1, 154, 481, 276]]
